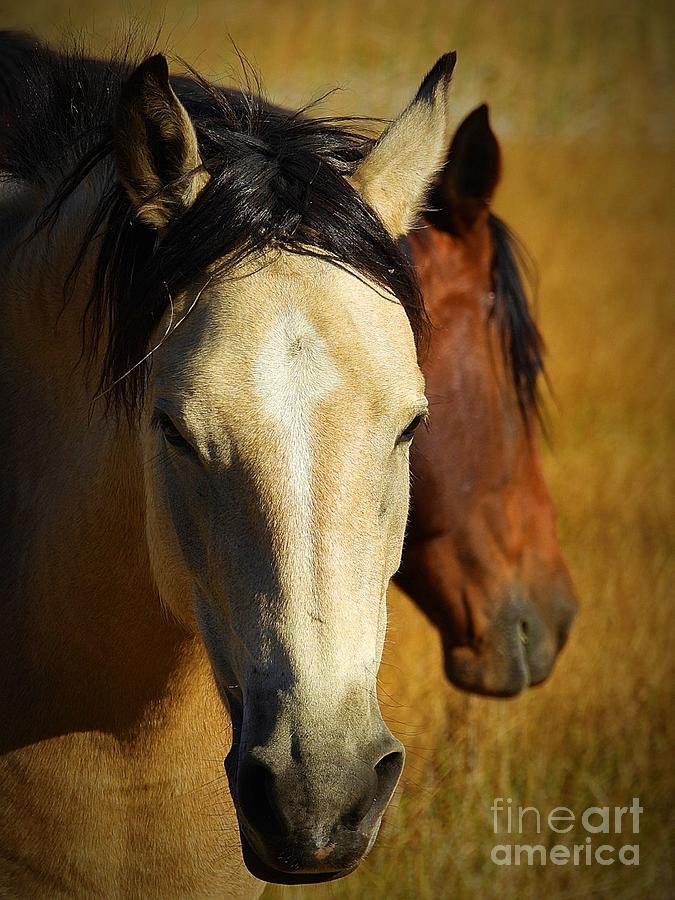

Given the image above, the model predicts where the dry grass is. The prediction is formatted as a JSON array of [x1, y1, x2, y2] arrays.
[[2, 0, 672, 142], [2, 0, 672, 896]]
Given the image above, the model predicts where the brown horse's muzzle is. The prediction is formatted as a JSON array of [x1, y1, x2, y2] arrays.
[[396, 536, 577, 696], [444, 584, 577, 696]]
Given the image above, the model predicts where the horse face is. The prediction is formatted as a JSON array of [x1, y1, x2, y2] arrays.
[[141, 254, 422, 880], [396, 107, 576, 697], [113, 53, 455, 883]]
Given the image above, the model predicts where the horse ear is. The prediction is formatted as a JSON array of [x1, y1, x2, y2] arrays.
[[114, 54, 209, 229], [349, 52, 457, 237], [429, 104, 501, 230]]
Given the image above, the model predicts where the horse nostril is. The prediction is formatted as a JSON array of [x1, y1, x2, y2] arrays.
[[238, 761, 284, 837], [517, 618, 529, 645], [353, 749, 405, 832], [374, 749, 405, 805]]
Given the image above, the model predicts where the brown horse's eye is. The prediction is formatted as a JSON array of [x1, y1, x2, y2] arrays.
[[155, 412, 193, 452], [398, 414, 424, 444]]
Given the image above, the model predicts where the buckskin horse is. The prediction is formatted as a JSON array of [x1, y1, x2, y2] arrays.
[[396, 105, 577, 696], [0, 34, 457, 896]]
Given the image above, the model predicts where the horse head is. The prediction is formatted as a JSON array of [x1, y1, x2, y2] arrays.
[[397, 106, 577, 697], [109, 53, 456, 882]]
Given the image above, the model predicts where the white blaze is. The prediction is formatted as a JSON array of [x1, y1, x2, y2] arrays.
[[253, 308, 341, 590]]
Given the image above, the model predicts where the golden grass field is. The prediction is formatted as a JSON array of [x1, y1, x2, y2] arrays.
[[2, 1, 673, 897]]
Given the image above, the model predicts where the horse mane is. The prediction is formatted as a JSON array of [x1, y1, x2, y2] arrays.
[[0, 32, 425, 418], [487, 213, 544, 425]]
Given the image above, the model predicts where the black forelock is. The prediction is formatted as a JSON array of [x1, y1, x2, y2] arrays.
[[0, 33, 426, 417]]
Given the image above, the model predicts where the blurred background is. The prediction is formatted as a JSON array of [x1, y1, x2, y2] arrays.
[[2, 1, 672, 897]]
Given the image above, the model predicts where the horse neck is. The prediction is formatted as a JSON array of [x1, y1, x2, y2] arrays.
[[0, 176, 199, 740]]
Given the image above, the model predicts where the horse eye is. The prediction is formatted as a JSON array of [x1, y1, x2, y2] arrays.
[[398, 414, 424, 444], [155, 412, 192, 452]]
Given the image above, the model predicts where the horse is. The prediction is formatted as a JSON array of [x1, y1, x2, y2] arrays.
[[396, 105, 577, 697], [0, 33, 458, 895]]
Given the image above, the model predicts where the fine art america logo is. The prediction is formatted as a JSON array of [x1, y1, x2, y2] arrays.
[[490, 798, 642, 866]]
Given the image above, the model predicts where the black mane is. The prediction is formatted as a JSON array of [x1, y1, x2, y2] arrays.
[[487, 213, 545, 425], [0, 32, 425, 416]]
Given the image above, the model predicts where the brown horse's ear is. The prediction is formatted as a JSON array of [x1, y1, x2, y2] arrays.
[[114, 55, 209, 229], [349, 52, 457, 237], [429, 103, 501, 231]]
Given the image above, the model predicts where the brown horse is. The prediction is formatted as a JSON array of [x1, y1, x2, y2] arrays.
[[396, 106, 577, 697]]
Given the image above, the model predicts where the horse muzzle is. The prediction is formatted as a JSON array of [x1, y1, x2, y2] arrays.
[[444, 585, 577, 696], [224, 695, 404, 883]]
